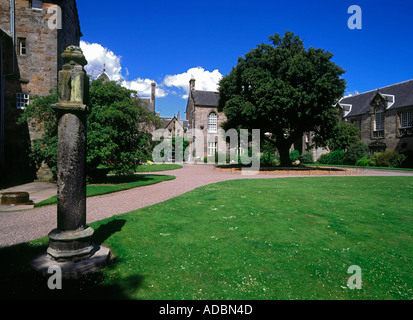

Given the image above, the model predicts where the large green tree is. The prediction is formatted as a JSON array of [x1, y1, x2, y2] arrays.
[[218, 31, 346, 166], [19, 79, 160, 179]]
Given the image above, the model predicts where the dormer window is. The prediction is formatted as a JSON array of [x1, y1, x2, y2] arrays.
[[341, 103, 352, 117], [382, 94, 395, 109]]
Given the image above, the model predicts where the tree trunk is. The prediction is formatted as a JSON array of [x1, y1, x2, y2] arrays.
[[276, 139, 293, 167]]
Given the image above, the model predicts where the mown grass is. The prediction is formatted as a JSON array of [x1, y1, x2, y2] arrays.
[[1, 176, 412, 300], [134, 164, 182, 172], [34, 174, 176, 207]]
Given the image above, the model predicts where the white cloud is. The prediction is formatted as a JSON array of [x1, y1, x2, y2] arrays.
[[163, 67, 223, 99], [80, 41, 166, 98], [121, 78, 167, 98], [79, 42, 221, 100], [80, 40, 123, 81]]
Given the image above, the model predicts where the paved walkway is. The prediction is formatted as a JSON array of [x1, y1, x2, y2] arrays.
[[1, 164, 412, 248]]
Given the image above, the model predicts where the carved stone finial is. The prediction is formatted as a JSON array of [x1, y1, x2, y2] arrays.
[[62, 45, 87, 69]]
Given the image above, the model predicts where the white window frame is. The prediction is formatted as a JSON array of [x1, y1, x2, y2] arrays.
[[16, 93, 29, 109], [207, 141, 217, 157], [400, 111, 412, 129], [374, 106, 384, 132], [18, 38, 27, 55], [208, 113, 217, 133]]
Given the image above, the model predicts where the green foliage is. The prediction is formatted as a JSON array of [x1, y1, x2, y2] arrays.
[[218, 31, 346, 166], [355, 157, 371, 167], [17, 87, 59, 178], [289, 149, 300, 162], [370, 151, 407, 168], [318, 150, 345, 165], [299, 151, 314, 164], [171, 137, 189, 162], [18, 80, 159, 180], [326, 121, 361, 151], [343, 141, 369, 165], [260, 151, 278, 166]]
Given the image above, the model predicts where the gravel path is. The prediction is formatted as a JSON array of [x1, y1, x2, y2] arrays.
[[1, 164, 412, 248]]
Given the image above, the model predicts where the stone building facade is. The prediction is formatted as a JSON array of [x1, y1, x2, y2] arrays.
[[185, 77, 227, 160], [339, 79, 413, 161], [159, 111, 190, 139], [0, 0, 81, 186]]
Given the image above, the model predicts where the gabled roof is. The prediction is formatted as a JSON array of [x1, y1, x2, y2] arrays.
[[340, 79, 413, 118], [192, 90, 220, 107], [159, 116, 190, 131]]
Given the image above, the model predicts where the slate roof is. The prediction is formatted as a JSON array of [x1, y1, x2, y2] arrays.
[[158, 117, 190, 131], [192, 90, 220, 107], [340, 79, 413, 118]]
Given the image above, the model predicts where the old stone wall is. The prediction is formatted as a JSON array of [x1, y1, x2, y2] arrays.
[[357, 109, 413, 155], [0, 0, 81, 183], [193, 106, 227, 157]]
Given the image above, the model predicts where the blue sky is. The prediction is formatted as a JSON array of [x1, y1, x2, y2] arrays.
[[76, 0, 413, 118]]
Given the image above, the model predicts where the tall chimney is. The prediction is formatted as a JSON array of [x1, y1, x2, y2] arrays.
[[189, 77, 195, 92], [151, 80, 156, 113]]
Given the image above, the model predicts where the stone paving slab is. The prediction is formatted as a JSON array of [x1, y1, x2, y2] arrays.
[[0, 182, 56, 211]]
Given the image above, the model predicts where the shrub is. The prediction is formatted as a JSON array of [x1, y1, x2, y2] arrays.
[[260, 151, 277, 166], [289, 150, 300, 162], [355, 157, 371, 167], [370, 150, 407, 168], [299, 152, 314, 164], [343, 142, 369, 165], [318, 150, 345, 165]]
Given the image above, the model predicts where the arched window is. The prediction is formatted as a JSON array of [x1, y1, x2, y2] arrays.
[[208, 112, 217, 133]]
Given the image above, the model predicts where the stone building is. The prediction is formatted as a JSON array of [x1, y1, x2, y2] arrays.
[[338, 79, 413, 160], [0, 0, 82, 186], [185, 77, 227, 160], [158, 111, 190, 139]]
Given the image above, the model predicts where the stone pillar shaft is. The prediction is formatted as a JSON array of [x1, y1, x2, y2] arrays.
[[56, 111, 87, 231]]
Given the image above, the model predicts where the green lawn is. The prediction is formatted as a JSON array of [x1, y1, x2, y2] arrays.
[[34, 174, 176, 207], [134, 164, 182, 172], [1, 176, 412, 300]]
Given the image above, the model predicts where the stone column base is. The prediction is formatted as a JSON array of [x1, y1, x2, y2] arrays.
[[47, 226, 94, 262], [30, 245, 110, 279]]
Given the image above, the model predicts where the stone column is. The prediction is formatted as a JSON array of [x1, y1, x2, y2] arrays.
[[30, 46, 109, 278], [46, 46, 93, 261]]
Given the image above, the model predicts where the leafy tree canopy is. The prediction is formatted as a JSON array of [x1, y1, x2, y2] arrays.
[[325, 121, 361, 152], [19, 79, 160, 180], [218, 31, 346, 166]]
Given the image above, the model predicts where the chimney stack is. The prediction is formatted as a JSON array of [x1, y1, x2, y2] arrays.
[[151, 80, 156, 112], [189, 77, 195, 92]]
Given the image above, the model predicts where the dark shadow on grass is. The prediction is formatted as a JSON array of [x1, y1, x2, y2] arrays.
[[92, 219, 126, 245], [0, 219, 145, 300]]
